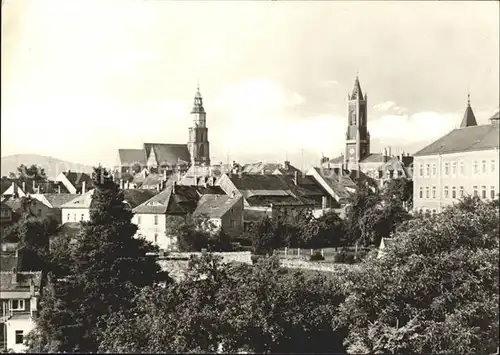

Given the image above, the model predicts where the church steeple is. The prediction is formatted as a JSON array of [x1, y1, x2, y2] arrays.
[[460, 93, 478, 128], [344, 75, 370, 170], [349, 75, 364, 101], [188, 84, 210, 166], [191, 84, 205, 114]]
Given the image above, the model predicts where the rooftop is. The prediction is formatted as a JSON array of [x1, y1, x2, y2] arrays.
[[193, 195, 241, 218], [0, 270, 42, 291], [414, 123, 500, 157], [118, 149, 147, 166]]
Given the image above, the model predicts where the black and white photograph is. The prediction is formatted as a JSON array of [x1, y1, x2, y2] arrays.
[[1, 0, 499, 353]]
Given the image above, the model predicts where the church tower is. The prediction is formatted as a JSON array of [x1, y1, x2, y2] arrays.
[[344, 76, 370, 170], [187, 85, 210, 166]]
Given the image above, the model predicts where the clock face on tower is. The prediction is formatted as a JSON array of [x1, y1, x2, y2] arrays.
[[349, 148, 355, 155]]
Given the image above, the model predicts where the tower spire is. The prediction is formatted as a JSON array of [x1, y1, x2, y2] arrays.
[[350, 75, 364, 100], [460, 93, 477, 128]]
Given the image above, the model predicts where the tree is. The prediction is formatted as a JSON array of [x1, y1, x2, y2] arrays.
[[381, 177, 413, 210], [27, 166, 164, 353], [339, 197, 499, 354], [165, 214, 232, 252], [248, 216, 281, 254], [16, 164, 47, 182], [99, 253, 348, 354], [314, 210, 345, 248]]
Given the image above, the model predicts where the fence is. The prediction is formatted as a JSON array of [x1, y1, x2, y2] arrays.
[[274, 246, 374, 261], [279, 259, 362, 273]]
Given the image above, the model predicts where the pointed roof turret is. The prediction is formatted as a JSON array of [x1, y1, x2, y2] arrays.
[[191, 84, 205, 114], [350, 75, 364, 100], [460, 94, 477, 128]]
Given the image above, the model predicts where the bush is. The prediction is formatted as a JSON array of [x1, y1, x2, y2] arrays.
[[309, 251, 325, 261]]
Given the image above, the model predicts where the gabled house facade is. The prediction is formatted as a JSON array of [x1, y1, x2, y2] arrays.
[[132, 183, 228, 250], [0, 268, 43, 353]]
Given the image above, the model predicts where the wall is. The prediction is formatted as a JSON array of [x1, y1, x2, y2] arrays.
[[133, 213, 178, 251], [220, 197, 244, 238], [61, 207, 90, 224], [279, 259, 361, 273], [413, 149, 499, 213], [5, 316, 35, 353], [157, 251, 252, 282]]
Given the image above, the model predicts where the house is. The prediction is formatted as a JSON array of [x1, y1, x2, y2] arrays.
[[374, 155, 414, 187], [216, 173, 314, 229], [306, 167, 354, 206], [413, 102, 499, 214], [1, 181, 27, 199], [3, 198, 53, 222], [1, 203, 13, 225], [377, 237, 394, 259], [55, 171, 92, 194], [0, 267, 43, 353], [29, 194, 80, 224], [192, 194, 244, 238], [132, 183, 227, 250], [60, 189, 157, 224]]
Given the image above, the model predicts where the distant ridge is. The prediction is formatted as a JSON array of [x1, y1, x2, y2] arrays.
[[1, 154, 95, 180]]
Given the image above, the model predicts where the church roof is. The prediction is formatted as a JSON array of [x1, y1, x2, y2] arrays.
[[414, 123, 500, 157], [460, 98, 478, 128], [118, 149, 147, 166], [350, 76, 364, 100], [144, 143, 191, 166]]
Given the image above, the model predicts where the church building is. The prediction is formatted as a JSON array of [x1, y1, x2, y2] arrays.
[[321, 76, 413, 183], [115, 86, 212, 177]]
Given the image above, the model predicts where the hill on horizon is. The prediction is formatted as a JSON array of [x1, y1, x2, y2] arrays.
[[1, 154, 95, 180]]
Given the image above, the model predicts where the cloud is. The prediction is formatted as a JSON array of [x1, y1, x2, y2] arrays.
[[374, 101, 396, 111], [369, 111, 459, 145]]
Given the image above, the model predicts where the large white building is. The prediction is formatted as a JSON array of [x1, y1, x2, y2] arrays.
[[413, 101, 499, 214]]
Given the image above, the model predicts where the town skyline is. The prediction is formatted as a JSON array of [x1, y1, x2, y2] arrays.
[[2, 0, 499, 168]]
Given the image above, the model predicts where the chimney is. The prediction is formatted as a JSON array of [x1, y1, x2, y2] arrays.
[[82, 181, 86, 195], [22, 181, 26, 194], [12, 267, 17, 284], [58, 185, 61, 194], [172, 181, 176, 194], [284, 160, 290, 170], [293, 171, 299, 185], [321, 196, 327, 210], [30, 279, 35, 296], [163, 169, 167, 181], [11, 182, 17, 197]]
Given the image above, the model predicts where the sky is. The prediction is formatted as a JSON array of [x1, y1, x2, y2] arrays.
[[1, 0, 499, 169]]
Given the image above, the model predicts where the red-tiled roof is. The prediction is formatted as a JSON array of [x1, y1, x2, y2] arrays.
[[414, 123, 500, 157]]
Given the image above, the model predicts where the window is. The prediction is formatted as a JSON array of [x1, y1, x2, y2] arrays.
[[473, 186, 478, 197], [426, 164, 430, 177], [491, 186, 496, 199], [452, 162, 457, 175], [154, 233, 158, 243], [419, 187, 423, 198], [432, 209, 437, 215], [73, 214, 76, 222], [0, 209, 8, 217], [81, 214, 84, 221], [419, 164, 423, 177], [482, 160, 487, 173], [432, 164, 437, 176], [473, 161, 479, 174], [154, 215, 158, 225], [37, 209, 42, 217], [444, 162, 449, 175], [481, 186, 487, 199], [459, 161, 465, 175], [15, 330, 23, 345], [444, 186, 449, 199], [137, 216, 141, 226], [491, 160, 496, 173], [425, 187, 429, 199], [452, 186, 457, 199], [459, 186, 464, 197], [11, 299, 24, 310], [67, 213, 70, 221], [432, 186, 436, 199]]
